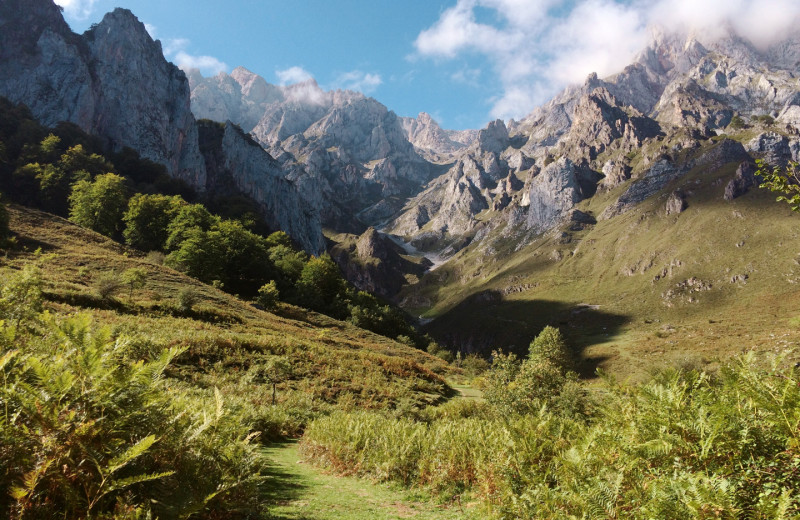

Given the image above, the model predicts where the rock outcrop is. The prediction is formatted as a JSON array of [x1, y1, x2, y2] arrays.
[[400, 112, 477, 156], [0, 0, 206, 186], [724, 162, 757, 201], [523, 159, 602, 232]]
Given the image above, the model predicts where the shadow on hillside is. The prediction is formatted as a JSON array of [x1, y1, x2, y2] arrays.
[[425, 291, 630, 379]]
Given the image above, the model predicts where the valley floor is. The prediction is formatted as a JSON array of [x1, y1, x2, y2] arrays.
[[262, 442, 478, 520]]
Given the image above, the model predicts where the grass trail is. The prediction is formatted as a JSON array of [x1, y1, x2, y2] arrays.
[[451, 383, 483, 400], [263, 441, 477, 520]]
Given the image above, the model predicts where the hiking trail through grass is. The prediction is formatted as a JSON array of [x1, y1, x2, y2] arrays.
[[263, 441, 478, 520]]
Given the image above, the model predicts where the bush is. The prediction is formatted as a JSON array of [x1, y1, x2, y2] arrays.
[[0, 265, 43, 327], [256, 280, 280, 310], [93, 271, 122, 300], [177, 286, 201, 312], [481, 326, 580, 416], [728, 114, 746, 129]]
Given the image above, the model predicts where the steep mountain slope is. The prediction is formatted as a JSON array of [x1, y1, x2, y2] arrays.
[[191, 71, 437, 231], [0, 0, 323, 253], [198, 120, 326, 253], [0, 0, 205, 185], [387, 32, 800, 263], [403, 135, 800, 378], [4, 204, 451, 406]]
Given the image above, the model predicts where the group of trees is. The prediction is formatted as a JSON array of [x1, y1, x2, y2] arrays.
[[0, 98, 426, 347]]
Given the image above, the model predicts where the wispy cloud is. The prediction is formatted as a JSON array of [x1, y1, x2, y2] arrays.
[[53, 0, 99, 20], [415, 0, 800, 121], [451, 67, 482, 87], [161, 38, 227, 76], [332, 70, 382, 94], [276, 66, 314, 85]]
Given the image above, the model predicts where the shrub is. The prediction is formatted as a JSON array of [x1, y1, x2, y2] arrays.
[[0, 265, 43, 327], [144, 250, 165, 265], [177, 286, 201, 312], [93, 271, 122, 300], [256, 280, 280, 310], [303, 355, 800, 518], [728, 114, 746, 129]]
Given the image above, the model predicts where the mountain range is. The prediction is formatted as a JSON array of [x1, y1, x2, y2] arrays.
[[3, 0, 800, 368]]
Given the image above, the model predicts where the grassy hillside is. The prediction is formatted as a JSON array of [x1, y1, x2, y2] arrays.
[[403, 139, 800, 380], [4, 204, 452, 417]]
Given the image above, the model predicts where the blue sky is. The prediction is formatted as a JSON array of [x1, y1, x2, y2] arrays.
[[55, 0, 800, 131]]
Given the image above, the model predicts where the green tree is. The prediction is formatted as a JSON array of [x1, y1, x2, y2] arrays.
[[482, 326, 579, 416], [121, 267, 147, 302], [58, 144, 114, 179], [165, 227, 224, 283], [68, 173, 128, 237], [295, 254, 347, 317], [164, 203, 218, 251], [528, 325, 573, 372], [35, 162, 70, 215], [252, 356, 292, 405], [757, 159, 800, 211], [268, 244, 308, 287], [37, 133, 62, 163], [210, 220, 274, 296], [123, 193, 184, 251], [10, 163, 44, 206]]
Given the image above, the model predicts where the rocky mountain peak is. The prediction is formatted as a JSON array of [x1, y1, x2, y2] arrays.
[[0, 0, 206, 186], [475, 119, 509, 154], [0, 0, 72, 59], [88, 8, 156, 50]]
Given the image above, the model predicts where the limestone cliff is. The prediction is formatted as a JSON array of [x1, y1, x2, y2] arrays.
[[0, 0, 206, 186]]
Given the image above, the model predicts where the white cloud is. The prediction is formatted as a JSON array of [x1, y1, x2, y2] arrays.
[[162, 38, 190, 56], [144, 23, 158, 39], [160, 38, 227, 76], [333, 70, 383, 94], [54, 0, 99, 20], [174, 52, 228, 75], [276, 66, 314, 85], [415, 0, 800, 121]]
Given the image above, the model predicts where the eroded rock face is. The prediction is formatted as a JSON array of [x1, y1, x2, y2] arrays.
[[746, 133, 800, 166], [199, 121, 325, 254], [724, 162, 757, 201], [601, 159, 684, 219], [190, 70, 436, 231], [0, 1, 206, 186], [523, 158, 602, 232]]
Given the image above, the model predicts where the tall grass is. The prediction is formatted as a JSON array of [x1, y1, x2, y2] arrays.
[[302, 357, 800, 519]]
